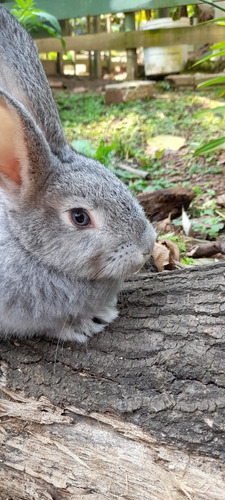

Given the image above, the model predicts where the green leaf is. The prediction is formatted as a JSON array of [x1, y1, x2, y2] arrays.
[[194, 137, 225, 155], [208, 223, 224, 236], [32, 10, 61, 33], [210, 41, 225, 50], [181, 257, 195, 265], [14, 0, 31, 8], [205, 49, 225, 62], [194, 106, 225, 117], [11, 0, 64, 46], [199, 16, 225, 24], [197, 76, 225, 88], [72, 139, 96, 157], [192, 52, 219, 66]]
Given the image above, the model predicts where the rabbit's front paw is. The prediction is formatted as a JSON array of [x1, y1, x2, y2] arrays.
[[61, 318, 105, 343], [59, 304, 119, 343], [93, 302, 119, 326]]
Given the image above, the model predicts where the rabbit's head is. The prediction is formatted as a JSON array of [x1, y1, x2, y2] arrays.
[[0, 92, 155, 282]]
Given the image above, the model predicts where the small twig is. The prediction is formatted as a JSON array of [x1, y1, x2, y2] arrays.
[[215, 209, 225, 220], [118, 163, 148, 179]]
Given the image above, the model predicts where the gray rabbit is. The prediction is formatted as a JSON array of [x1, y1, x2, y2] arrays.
[[0, 6, 156, 342]]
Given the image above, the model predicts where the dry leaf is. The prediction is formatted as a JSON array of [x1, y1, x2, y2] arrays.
[[217, 194, 225, 207], [146, 135, 186, 154], [154, 214, 173, 235], [152, 239, 180, 272], [182, 207, 193, 237], [218, 152, 225, 165]]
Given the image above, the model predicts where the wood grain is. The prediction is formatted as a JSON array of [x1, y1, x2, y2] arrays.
[[35, 24, 225, 53], [1, 263, 225, 498]]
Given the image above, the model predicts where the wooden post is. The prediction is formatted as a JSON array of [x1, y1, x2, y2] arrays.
[[57, 19, 70, 75], [93, 15, 102, 78], [87, 16, 93, 77], [106, 14, 112, 74], [159, 7, 170, 17], [125, 11, 137, 80]]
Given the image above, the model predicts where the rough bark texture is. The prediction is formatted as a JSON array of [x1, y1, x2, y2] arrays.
[[137, 186, 196, 222], [0, 263, 225, 499]]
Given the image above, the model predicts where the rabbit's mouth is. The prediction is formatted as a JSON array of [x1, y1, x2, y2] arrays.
[[89, 248, 152, 280], [125, 254, 151, 277]]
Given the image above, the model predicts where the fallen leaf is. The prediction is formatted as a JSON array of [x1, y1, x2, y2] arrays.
[[152, 239, 180, 272], [146, 135, 186, 153], [154, 214, 174, 235], [217, 194, 225, 207], [218, 152, 225, 164], [182, 206, 193, 236]]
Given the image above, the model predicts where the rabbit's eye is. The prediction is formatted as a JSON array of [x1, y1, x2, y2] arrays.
[[70, 208, 91, 227]]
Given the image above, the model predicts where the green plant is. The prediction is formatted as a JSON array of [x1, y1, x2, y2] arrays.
[[192, 216, 224, 238], [181, 256, 195, 265], [72, 139, 116, 167], [191, 199, 224, 238], [11, 0, 65, 48], [194, 0, 225, 155], [55, 89, 225, 198], [159, 234, 187, 254]]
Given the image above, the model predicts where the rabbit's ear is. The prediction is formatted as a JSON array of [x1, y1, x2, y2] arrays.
[[0, 91, 52, 190], [0, 7, 67, 154]]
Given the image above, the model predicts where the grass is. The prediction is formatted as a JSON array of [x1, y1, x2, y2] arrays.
[[55, 85, 225, 191]]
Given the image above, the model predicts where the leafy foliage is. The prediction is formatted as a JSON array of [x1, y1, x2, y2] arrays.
[[11, 0, 65, 48], [72, 139, 116, 167], [194, 1, 225, 155], [56, 88, 225, 192]]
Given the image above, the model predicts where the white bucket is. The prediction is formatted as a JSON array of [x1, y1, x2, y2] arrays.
[[141, 17, 190, 76]]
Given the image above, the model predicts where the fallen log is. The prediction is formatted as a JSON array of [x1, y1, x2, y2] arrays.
[[0, 262, 225, 499], [137, 186, 196, 222]]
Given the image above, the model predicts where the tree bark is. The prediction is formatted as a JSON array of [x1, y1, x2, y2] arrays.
[[1, 263, 225, 499]]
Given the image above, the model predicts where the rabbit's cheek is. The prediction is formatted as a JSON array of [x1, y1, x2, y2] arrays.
[[87, 253, 104, 277]]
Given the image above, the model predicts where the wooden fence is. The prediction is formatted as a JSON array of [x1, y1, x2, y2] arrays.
[[2, 0, 225, 78], [36, 24, 225, 53], [4, 0, 224, 19]]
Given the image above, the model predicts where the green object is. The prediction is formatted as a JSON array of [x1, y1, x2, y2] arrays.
[[198, 76, 225, 88], [11, 0, 65, 47], [124, 11, 135, 31], [72, 139, 116, 168], [194, 1, 225, 156], [194, 137, 225, 156], [3, 0, 207, 20]]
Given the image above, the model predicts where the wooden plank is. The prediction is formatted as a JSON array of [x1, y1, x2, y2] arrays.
[[125, 11, 137, 80], [36, 24, 225, 53], [3, 0, 223, 20], [93, 16, 102, 79]]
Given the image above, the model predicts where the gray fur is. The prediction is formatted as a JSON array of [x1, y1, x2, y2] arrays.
[[0, 7, 156, 342]]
